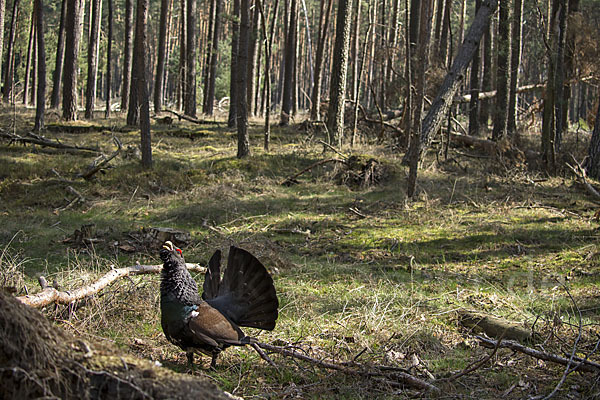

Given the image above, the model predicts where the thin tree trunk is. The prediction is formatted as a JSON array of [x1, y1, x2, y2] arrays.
[[85, 0, 101, 118], [309, 0, 333, 121], [105, 0, 113, 117], [62, 0, 82, 120], [50, 0, 67, 108], [31, 18, 37, 106], [553, 0, 568, 153], [178, 0, 187, 110], [326, 0, 353, 146], [257, 0, 279, 150], [154, 0, 169, 113], [23, 7, 35, 105], [228, 0, 240, 127], [438, 0, 451, 65], [479, 16, 493, 126], [0, 0, 6, 93], [468, 0, 482, 136], [134, 0, 152, 168], [408, 0, 420, 52], [237, 0, 250, 158], [246, 2, 259, 116], [2, 0, 20, 102], [202, 0, 215, 113], [280, 0, 297, 126], [491, 0, 511, 141], [184, 0, 196, 116], [121, 0, 134, 112], [584, 101, 600, 179], [33, 0, 45, 131], [205, 0, 221, 115], [407, 0, 433, 198], [507, 0, 523, 135]]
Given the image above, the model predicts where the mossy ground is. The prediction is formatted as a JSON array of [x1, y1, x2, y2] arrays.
[[1, 106, 599, 399]]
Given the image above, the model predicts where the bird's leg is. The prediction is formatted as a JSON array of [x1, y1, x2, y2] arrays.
[[186, 351, 195, 371], [210, 352, 219, 370]]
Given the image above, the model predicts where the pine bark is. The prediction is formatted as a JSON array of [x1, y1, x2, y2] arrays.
[[553, 0, 568, 153], [33, 0, 45, 131], [237, 0, 250, 158], [468, 0, 482, 136], [154, 0, 169, 113], [479, 18, 493, 126], [178, 0, 187, 110], [2, 0, 20, 102], [507, 0, 523, 135], [121, 0, 134, 112], [105, 0, 113, 117], [309, 0, 333, 121], [227, 0, 240, 127], [205, 0, 221, 115], [134, 0, 152, 168], [0, 0, 6, 91], [50, 0, 67, 108], [585, 101, 600, 179], [85, 0, 101, 118], [326, 0, 353, 146], [246, 3, 259, 117], [279, 0, 297, 126], [62, 0, 82, 120], [491, 0, 511, 141], [184, 0, 197, 117], [23, 7, 35, 106]]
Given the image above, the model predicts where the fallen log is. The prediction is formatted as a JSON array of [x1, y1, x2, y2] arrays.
[[476, 335, 600, 374], [459, 310, 531, 342], [163, 109, 222, 125], [453, 83, 546, 104], [17, 263, 206, 308], [0, 130, 100, 152]]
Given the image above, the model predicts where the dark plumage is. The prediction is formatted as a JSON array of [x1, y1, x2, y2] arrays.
[[159, 241, 278, 368]]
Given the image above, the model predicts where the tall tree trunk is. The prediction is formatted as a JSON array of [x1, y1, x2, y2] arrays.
[[553, 0, 568, 154], [584, 101, 600, 179], [257, 0, 279, 150], [85, 0, 101, 118], [24, 7, 35, 105], [246, 2, 259, 117], [30, 18, 37, 106], [2, 0, 20, 102], [491, 0, 511, 141], [227, 0, 240, 127], [479, 16, 493, 126], [154, 0, 169, 113], [468, 0, 482, 136], [408, 0, 420, 53], [121, 0, 134, 112], [33, 0, 45, 131], [0, 0, 6, 93], [438, 0, 451, 65], [542, 0, 560, 169], [279, 0, 297, 126], [62, 0, 82, 120], [326, 0, 353, 146], [309, 0, 333, 121], [236, 0, 250, 158], [105, 0, 113, 117], [50, 0, 67, 108], [202, 0, 215, 113], [134, 0, 152, 167], [407, 0, 433, 198], [507, 0, 523, 135], [178, 0, 187, 110], [184, 0, 196, 117], [205, 0, 221, 115]]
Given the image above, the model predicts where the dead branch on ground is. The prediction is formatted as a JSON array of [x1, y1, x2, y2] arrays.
[[0, 130, 100, 152], [163, 109, 222, 125], [256, 341, 440, 393], [17, 263, 206, 308], [566, 156, 600, 202], [77, 137, 123, 180], [281, 158, 347, 186]]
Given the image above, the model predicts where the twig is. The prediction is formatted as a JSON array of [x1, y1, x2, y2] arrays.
[[281, 158, 347, 186], [566, 155, 600, 202], [78, 137, 123, 180], [17, 263, 206, 308], [439, 335, 504, 382], [318, 140, 348, 159]]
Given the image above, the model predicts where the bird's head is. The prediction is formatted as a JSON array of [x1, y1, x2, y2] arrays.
[[160, 241, 184, 263]]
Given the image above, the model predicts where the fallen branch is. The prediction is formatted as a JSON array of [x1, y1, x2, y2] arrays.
[[0, 130, 100, 152], [566, 156, 600, 202], [17, 263, 206, 308], [475, 336, 600, 374], [450, 133, 498, 154], [77, 137, 123, 180], [281, 158, 347, 186], [163, 109, 222, 125], [256, 341, 440, 393]]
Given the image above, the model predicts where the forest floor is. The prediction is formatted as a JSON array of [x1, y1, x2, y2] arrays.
[[1, 105, 599, 399]]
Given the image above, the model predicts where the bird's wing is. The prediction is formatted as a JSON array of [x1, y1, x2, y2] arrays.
[[202, 249, 221, 301], [187, 302, 245, 346]]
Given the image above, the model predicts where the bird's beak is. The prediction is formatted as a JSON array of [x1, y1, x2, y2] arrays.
[[162, 241, 175, 251]]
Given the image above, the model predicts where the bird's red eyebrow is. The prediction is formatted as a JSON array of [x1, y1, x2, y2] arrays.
[[176, 248, 182, 255]]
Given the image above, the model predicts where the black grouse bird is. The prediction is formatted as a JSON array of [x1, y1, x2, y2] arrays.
[[159, 241, 279, 368]]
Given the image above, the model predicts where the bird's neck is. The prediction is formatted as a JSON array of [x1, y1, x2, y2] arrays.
[[161, 264, 201, 305]]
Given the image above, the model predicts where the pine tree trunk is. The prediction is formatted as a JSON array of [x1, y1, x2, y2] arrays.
[[30, 19, 37, 106], [491, 0, 511, 141], [2, 0, 20, 102], [85, 0, 101, 118], [553, 0, 568, 153], [50, 0, 67, 108], [121, 0, 134, 112], [184, 0, 196, 117], [585, 101, 600, 179], [205, 0, 221, 115], [105, 0, 113, 117], [33, 0, 45, 131], [0, 0, 6, 92], [236, 0, 250, 158], [438, 0, 451, 65], [468, 0, 482, 136], [279, 0, 297, 126], [408, 0, 420, 52], [309, 0, 333, 121], [62, 0, 82, 120], [23, 8, 35, 106], [246, 3, 259, 117], [178, 0, 187, 110], [154, 0, 169, 113], [134, 0, 152, 168], [479, 18, 493, 126], [507, 0, 523, 135], [325, 0, 353, 146], [202, 0, 215, 113], [227, 0, 240, 127]]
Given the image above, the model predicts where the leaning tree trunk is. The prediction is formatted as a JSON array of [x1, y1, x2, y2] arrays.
[[134, 0, 152, 168], [279, 0, 297, 126], [326, 0, 353, 147], [491, 0, 511, 141], [154, 0, 169, 113], [105, 0, 113, 118], [402, 0, 499, 164], [236, 0, 250, 158], [33, 0, 45, 131], [184, 0, 197, 117], [227, 0, 240, 128], [585, 101, 600, 179], [50, 0, 67, 108], [62, 0, 82, 120], [121, 0, 134, 112], [84, 0, 101, 119], [309, 0, 333, 121], [2, 0, 20, 103]]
